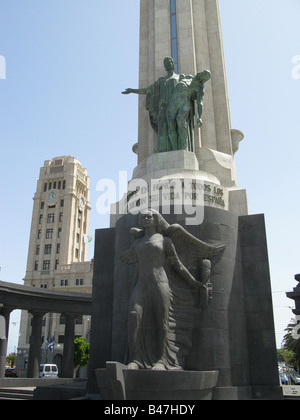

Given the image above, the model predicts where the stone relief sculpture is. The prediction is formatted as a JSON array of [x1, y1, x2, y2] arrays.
[[120, 209, 225, 371], [122, 57, 211, 153]]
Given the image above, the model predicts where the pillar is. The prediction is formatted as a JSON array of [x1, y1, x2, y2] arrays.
[[0, 306, 13, 378], [27, 311, 45, 378], [61, 314, 75, 378]]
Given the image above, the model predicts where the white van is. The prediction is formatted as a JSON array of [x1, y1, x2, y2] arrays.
[[39, 364, 58, 378]]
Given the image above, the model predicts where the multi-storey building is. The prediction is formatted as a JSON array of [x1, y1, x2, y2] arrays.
[[17, 156, 93, 377]]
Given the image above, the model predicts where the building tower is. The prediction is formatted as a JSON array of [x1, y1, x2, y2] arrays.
[[17, 156, 93, 376], [25, 156, 90, 275]]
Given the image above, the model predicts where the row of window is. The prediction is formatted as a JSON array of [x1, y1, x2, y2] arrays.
[[41, 200, 64, 210], [39, 213, 63, 224], [29, 334, 83, 346], [39, 213, 83, 228], [38, 228, 62, 240], [44, 180, 66, 192], [31, 315, 83, 327], [34, 260, 60, 271], [36, 244, 61, 256], [38, 230, 82, 245], [33, 276, 85, 287], [60, 278, 84, 287], [34, 247, 81, 270]]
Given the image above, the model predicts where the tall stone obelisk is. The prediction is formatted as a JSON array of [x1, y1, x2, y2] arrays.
[[121, 0, 248, 220], [138, 0, 230, 157]]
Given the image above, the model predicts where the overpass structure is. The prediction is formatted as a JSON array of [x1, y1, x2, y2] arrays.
[[0, 281, 92, 379]]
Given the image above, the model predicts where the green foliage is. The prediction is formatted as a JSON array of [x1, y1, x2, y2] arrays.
[[277, 348, 297, 367], [74, 337, 90, 372], [6, 352, 17, 368], [281, 319, 300, 370]]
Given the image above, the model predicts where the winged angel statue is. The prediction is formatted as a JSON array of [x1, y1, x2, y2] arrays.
[[120, 209, 225, 371]]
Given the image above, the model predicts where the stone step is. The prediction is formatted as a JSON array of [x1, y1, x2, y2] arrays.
[[0, 388, 34, 400]]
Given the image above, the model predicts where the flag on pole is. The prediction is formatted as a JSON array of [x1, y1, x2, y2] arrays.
[[83, 234, 93, 243], [48, 335, 55, 352], [44, 336, 49, 352]]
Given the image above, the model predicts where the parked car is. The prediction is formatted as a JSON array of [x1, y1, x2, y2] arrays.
[[5, 367, 18, 378], [290, 370, 300, 385], [39, 364, 58, 378]]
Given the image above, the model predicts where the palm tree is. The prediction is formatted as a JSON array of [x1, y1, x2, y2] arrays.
[[282, 319, 300, 371], [6, 353, 17, 368]]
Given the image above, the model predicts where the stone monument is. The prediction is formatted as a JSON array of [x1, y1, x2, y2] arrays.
[[87, 0, 282, 400], [122, 57, 211, 153], [120, 209, 225, 372]]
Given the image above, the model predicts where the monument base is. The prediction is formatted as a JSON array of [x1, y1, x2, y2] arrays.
[[96, 362, 219, 400], [87, 207, 282, 400], [212, 386, 283, 401]]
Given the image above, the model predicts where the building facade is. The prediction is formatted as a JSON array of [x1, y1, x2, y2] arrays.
[[17, 156, 93, 377]]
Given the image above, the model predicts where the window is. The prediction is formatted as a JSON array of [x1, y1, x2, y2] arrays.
[[39, 215, 43, 224], [75, 248, 79, 259], [55, 260, 59, 270], [58, 181, 61, 190], [44, 244, 52, 255], [40, 202, 44, 210], [37, 230, 41, 239], [60, 199, 64, 207], [76, 278, 84, 286], [47, 213, 54, 223], [56, 244, 60, 254], [34, 261, 38, 271], [43, 260, 50, 271], [41, 283, 48, 289], [36, 245, 40, 255], [76, 233, 80, 243], [53, 181, 57, 189], [59, 212, 63, 222], [62, 180, 66, 190], [48, 182, 52, 190], [46, 228, 53, 239], [58, 228, 62, 238], [77, 218, 81, 228], [60, 279, 68, 287], [44, 183, 47, 192]]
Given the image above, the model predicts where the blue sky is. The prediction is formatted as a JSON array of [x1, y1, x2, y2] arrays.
[[0, 0, 300, 352]]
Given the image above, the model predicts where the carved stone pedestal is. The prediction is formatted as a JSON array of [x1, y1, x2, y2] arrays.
[[87, 208, 283, 400], [96, 362, 219, 400]]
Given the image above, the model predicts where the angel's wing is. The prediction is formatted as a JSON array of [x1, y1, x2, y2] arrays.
[[164, 223, 225, 272]]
